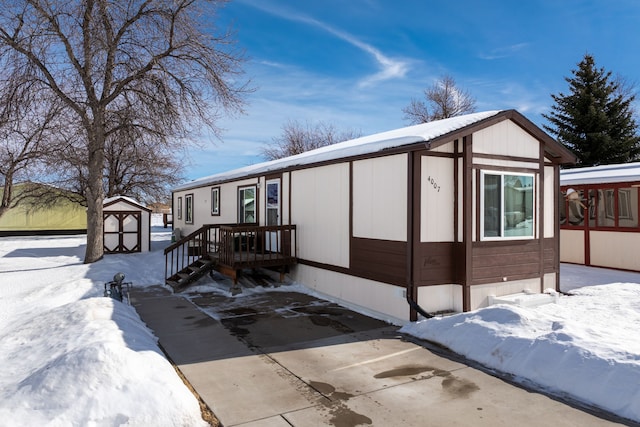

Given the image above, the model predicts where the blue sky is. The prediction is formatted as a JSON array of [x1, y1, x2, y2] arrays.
[[185, 0, 640, 181]]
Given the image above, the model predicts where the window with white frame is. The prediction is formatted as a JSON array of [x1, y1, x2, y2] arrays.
[[238, 186, 256, 223], [211, 187, 220, 216], [185, 193, 194, 224], [177, 197, 183, 220], [481, 171, 535, 239]]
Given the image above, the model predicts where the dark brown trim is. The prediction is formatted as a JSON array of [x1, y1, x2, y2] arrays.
[[297, 258, 406, 287], [471, 163, 540, 174], [265, 172, 282, 181], [349, 161, 354, 269], [555, 166, 561, 291], [453, 140, 459, 243], [351, 237, 407, 285], [288, 172, 292, 226], [539, 143, 545, 288], [474, 169, 481, 242], [463, 134, 473, 312], [473, 152, 539, 163], [408, 151, 417, 321]]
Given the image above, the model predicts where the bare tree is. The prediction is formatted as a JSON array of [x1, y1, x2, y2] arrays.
[[0, 0, 248, 262], [47, 110, 186, 206], [0, 76, 66, 217], [403, 74, 476, 124], [262, 120, 362, 161]]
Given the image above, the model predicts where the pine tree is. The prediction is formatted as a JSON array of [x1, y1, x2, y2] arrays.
[[543, 54, 640, 167]]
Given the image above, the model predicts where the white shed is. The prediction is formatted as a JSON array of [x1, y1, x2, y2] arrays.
[[103, 196, 151, 253]]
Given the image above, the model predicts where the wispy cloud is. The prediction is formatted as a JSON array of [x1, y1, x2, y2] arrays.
[[245, 2, 409, 86], [478, 43, 529, 60]]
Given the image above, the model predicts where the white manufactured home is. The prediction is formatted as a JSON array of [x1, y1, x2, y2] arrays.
[[560, 162, 640, 272], [167, 110, 575, 323]]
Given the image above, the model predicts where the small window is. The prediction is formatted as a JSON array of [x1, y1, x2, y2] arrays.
[[177, 197, 183, 220], [481, 171, 535, 239], [185, 193, 194, 224], [211, 187, 220, 216], [238, 186, 256, 223]]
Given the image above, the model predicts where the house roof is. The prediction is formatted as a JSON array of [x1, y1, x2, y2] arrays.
[[175, 109, 575, 192], [560, 162, 640, 186]]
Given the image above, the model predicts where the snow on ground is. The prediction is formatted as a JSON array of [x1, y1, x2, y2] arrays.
[[401, 265, 640, 423], [2, 218, 640, 425], [0, 217, 207, 427]]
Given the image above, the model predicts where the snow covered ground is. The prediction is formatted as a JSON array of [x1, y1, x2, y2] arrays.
[[1, 220, 639, 425], [402, 265, 640, 423], [0, 221, 208, 427]]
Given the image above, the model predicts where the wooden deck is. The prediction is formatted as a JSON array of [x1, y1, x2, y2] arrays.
[[165, 224, 297, 289]]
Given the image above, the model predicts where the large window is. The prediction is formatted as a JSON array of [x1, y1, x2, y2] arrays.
[[481, 171, 535, 239], [238, 186, 256, 223]]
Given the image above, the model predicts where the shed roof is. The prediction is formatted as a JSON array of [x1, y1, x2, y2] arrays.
[[560, 162, 640, 186], [175, 109, 575, 191], [104, 196, 152, 212]]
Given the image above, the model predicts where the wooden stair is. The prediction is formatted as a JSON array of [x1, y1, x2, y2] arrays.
[[166, 258, 215, 291]]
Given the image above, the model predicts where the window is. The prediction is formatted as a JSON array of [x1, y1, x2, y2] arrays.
[[481, 171, 535, 239], [618, 188, 638, 227], [185, 193, 194, 224], [211, 187, 220, 216], [238, 186, 256, 223], [561, 186, 639, 229], [177, 197, 183, 220]]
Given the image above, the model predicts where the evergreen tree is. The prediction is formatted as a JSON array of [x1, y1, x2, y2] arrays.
[[543, 54, 640, 167]]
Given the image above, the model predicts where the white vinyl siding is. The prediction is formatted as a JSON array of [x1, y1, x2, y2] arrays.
[[352, 154, 407, 241], [291, 163, 350, 268]]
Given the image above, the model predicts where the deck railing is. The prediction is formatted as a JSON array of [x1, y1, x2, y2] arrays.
[[164, 223, 297, 285], [218, 224, 297, 268]]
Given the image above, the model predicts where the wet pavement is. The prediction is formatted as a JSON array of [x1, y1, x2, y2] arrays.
[[130, 276, 631, 427]]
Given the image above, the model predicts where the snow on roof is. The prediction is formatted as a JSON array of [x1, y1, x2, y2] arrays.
[[104, 195, 148, 210], [560, 162, 640, 186], [174, 110, 503, 191]]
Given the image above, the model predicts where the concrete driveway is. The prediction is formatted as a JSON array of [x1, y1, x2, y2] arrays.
[[131, 277, 629, 427]]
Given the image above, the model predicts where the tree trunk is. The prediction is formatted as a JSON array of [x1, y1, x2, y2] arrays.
[[0, 169, 13, 218], [84, 121, 106, 264]]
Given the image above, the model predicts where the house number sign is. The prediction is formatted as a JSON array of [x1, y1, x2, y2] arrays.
[[427, 175, 441, 192]]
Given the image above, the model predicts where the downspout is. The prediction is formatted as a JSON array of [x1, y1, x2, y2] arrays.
[[406, 149, 433, 320]]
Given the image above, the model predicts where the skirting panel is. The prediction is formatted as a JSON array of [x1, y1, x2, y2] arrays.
[[291, 264, 409, 324]]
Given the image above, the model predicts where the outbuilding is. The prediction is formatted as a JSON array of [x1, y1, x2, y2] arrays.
[[560, 162, 640, 272], [103, 196, 151, 253], [0, 183, 87, 236], [169, 110, 575, 323]]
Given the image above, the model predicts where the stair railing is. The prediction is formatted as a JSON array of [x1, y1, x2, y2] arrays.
[[164, 224, 222, 283]]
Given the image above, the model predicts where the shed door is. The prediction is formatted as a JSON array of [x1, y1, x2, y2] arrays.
[[104, 211, 141, 253]]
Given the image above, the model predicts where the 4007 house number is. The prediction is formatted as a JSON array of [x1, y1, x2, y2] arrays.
[[427, 176, 441, 192]]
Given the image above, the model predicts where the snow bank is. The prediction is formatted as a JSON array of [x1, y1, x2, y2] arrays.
[[401, 283, 640, 422], [0, 232, 207, 427]]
